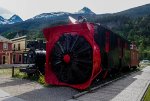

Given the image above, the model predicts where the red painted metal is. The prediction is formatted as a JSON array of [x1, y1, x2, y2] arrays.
[[43, 23, 102, 90], [63, 54, 70, 64], [103, 70, 108, 79]]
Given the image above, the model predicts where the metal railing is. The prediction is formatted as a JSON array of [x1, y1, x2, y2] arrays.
[[0, 64, 33, 77]]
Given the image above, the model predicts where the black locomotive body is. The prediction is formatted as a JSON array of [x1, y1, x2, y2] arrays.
[[20, 40, 46, 75], [27, 49, 46, 74]]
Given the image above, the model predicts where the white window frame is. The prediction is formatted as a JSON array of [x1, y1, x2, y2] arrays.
[[3, 43, 8, 50]]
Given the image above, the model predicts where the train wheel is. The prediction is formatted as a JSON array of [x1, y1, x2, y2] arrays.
[[51, 34, 93, 84]]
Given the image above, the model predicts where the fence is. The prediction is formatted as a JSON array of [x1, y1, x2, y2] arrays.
[[0, 64, 30, 77]]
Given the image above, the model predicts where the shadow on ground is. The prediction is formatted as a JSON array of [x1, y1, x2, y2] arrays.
[[15, 86, 78, 101], [76, 70, 143, 101], [0, 78, 31, 87], [0, 77, 78, 101]]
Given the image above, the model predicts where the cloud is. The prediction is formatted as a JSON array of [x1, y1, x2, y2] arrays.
[[0, 0, 150, 20], [0, 7, 14, 19]]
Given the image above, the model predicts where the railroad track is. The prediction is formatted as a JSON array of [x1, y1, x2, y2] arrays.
[[72, 69, 139, 99]]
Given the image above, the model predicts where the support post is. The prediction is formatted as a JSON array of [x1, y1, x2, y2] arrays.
[[12, 66, 14, 77]]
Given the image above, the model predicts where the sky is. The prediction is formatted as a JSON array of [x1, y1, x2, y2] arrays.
[[0, 0, 150, 20]]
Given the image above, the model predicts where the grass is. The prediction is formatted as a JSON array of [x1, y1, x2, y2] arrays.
[[14, 71, 28, 78], [0, 68, 20, 76], [14, 70, 47, 86], [0, 68, 12, 76], [139, 63, 150, 68], [140, 63, 150, 101], [143, 85, 150, 101], [38, 74, 46, 85], [0, 68, 46, 85]]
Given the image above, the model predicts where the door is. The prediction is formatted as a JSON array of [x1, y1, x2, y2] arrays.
[[2, 56, 5, 64]]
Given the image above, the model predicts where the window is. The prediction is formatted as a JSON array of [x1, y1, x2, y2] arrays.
[[3, 43, 8, 50], [13, 44, 16, 50], [19, 55, 22, 63], [130, 44, 134, 49], [18, 44, 20, 50], [13, 55, 16, 64]]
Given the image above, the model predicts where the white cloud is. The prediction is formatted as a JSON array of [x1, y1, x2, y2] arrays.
[[0, 0, 150, 20], [0, 7, 13, 19]]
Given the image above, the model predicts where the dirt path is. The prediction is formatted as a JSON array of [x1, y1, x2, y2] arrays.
[[0, 76, 78, 101]]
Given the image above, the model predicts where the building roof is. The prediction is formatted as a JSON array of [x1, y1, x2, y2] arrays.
[[10, 35, 26, 41], [0, 35, 12, 43]]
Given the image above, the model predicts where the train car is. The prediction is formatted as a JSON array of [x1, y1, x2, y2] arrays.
[[20, 40, 46, 75], [27, 49, 46, 74], [43, 21, 139, 90], [130, 42, 139, 68]]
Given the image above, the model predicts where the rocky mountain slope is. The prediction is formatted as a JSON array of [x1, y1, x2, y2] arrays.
[[0, 14, 23, 24]]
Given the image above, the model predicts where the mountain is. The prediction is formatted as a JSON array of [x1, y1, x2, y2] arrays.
[[77, 7, 95, 15], [0, 16, 4, 22], [0, 16, 9, 24], [0, 7, 95, 37], [0, 5, 150, 59], [32, 12, 71, 19], [31, 7, 95, 20], [114, 4, 150, 17], [8, 15, 23, 24], [0, 14, 23, 25], [0, 7, 23, 25], [0, 4, 150, 38]]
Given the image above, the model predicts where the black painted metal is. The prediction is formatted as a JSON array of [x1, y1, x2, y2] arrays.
[[51, 34, 93, 84], [27, 49, 46, 74], [94, 24, 130, 73]]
